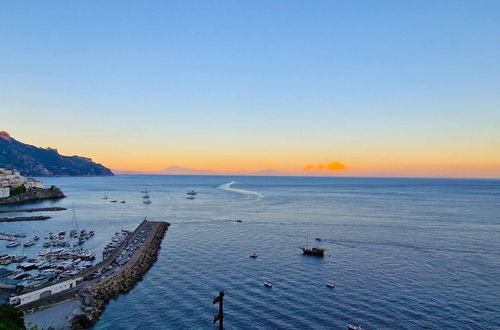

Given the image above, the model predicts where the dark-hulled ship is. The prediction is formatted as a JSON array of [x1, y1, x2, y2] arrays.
[[300, 237, 325, 256]]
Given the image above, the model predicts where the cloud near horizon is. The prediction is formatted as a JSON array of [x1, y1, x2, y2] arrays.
[[304, 161, 348, 171]]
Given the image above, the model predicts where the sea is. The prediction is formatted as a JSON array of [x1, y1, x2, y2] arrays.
[[0, 175, 499, 329]]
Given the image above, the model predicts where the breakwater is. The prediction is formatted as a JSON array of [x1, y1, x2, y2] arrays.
[[0, 186, 65, 205], [0, 215, 51, 222], [0, 207, 66, 213], [72, 220, 169, 328]]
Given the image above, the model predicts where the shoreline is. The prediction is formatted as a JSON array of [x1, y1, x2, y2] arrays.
[[0, 186, 65, 205]]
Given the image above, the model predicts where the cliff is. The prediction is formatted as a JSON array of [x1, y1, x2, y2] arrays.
[[0, 186, 65, 205], [0, 131, 113, 177]]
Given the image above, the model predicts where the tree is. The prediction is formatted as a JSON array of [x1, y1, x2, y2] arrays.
[[0, 304, 25, 330]]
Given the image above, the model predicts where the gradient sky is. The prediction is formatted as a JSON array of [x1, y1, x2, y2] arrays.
[[1, 1, 499, 177]]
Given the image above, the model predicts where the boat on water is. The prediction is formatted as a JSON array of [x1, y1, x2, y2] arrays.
[[186, 195, 195, 200], [326, 282, 335, 288], [236, 219, 243, 223], [42, 241, 51, 248], [23, 240, 35, 247], [33, 235, 40, 241], [187, 190, 198, 195], [143, 198, 152, 204], [250, 253, 258, 258], [102, 195, 109, 200], [264, 282, 272, 288], [110, 200, 118, 203], [346, 325, 363, 330], [7, 241, 20, 248], [120, 200, 126, 203], [300, 237, 325, 257]]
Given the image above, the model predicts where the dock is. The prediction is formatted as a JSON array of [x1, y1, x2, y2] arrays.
[[0, 215, 51, 222], [0, 207, 67, 213]]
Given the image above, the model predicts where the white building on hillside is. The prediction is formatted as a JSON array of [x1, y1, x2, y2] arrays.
[[0, 187, 9, 198], [0, 168, 43, 193]]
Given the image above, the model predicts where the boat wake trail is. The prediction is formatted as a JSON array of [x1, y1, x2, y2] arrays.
[[218, 181, 264, 200]]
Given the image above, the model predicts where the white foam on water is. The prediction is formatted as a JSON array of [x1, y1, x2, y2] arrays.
[[218, 181, 264, 200]]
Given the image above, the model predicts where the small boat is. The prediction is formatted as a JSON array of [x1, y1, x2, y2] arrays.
[[7, 241, 20, 248], [326, 282, 335, 288], [102, 195, 109, 200], [346, 325, 363, 330], [59, 231, 66, 236], [250, 253, 258, 258], [33, 235, 40, 241], [186, 195, 195, 200], [23, 240, 35, 247], [43, 241, 51, 247], [142, 193, 150, 199], [0, 259, 12, 265], [236, 219, 243, 223], [264, 282, 272, 288], [187, 190, 198, 196], [143, 198, 152, 204], [120, 200, 126, 203], [110, 200, 117, 203]]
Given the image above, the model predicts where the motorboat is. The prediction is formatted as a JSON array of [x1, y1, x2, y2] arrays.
[[33, 235, 40, 241], [347, 325, 363, 330], [23, 240, 35, 247], [186, 195, 195, 200], [250, 253, 258, 258], [102, 195, 109, 200], [120, 200, 126, 203], [236, 219, 243, 223], [187, 190, 198, 196], [143, 198, 152, 204], [326, 282, 336, 288], [264, 282, 272, 288], [43, 241, 51, 247], [110, 200, 117, 203]]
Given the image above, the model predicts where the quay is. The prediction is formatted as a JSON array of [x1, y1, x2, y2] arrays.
[[0, 215, 51, 222], [12, 219, 169, 328], [0, 207, 67, 213]]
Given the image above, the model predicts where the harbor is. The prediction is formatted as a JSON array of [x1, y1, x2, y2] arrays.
[[4, 218, 169, 328]]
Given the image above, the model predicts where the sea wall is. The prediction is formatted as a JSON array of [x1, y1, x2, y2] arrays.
[[71, 221, 169, 329], [0, 186, 65, 205]]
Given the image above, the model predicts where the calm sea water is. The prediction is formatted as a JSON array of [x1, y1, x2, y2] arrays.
[[1, 176, 499, 329]]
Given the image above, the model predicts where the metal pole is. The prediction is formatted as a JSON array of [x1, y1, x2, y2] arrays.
[[219, 291, 224, 330]]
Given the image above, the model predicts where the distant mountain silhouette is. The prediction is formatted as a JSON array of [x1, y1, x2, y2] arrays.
[[0, 131, 113, 176]]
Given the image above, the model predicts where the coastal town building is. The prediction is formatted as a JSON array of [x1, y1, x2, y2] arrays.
[[0, 168, 44, 197]]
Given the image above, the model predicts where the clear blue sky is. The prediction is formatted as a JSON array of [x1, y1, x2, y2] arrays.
[[1, 1, 499, 177]]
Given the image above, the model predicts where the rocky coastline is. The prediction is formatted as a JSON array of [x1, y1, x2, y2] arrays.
[[0, 186, 65, 205], [71, 221, 169, 329]]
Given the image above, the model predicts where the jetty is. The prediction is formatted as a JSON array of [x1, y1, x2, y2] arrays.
[[0, 207, 66, 213], [0, 215, 51, 222], [12, 219, 169, 329]]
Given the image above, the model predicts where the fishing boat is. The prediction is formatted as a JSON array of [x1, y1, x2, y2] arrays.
[[250, 253, 258, 258], [300, 237, 325, 257], [187, 190, 198, 196], [264, 282, 272, 288]]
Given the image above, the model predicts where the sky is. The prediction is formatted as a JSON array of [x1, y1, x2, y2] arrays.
[[1, 1, 499, 178]]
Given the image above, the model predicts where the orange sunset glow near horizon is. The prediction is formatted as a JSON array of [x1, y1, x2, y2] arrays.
[[2, 130, 499, 179]]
